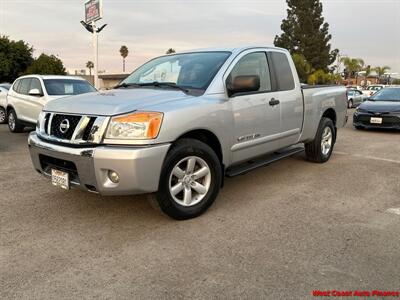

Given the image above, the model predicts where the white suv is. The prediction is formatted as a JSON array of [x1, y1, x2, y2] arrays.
[[6, 75, 96, 132]]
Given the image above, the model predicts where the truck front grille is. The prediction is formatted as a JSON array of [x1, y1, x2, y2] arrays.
[[38, 112, 109, 145], [50, 114, 82, 139]]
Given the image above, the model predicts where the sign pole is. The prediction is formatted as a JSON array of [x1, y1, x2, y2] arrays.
[[92, 21, 99, 89]]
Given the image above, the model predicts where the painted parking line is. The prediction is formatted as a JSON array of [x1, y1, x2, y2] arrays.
[[334, 151, 400, 165], [386, 208, 400, 215]]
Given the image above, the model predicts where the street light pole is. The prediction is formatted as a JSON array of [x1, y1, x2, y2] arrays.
[[80, 20, 106, 89], [92, 21, 99, 89]]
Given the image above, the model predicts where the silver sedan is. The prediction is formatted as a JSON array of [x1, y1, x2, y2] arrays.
[[347, 89, 365, 108]]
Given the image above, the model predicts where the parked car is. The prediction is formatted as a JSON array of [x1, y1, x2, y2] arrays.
[[347, 89, 365, 108], [354, 87, 400, 130], [362, 85, 385, 97], [6, 75, 96, 132], [28, 46, 347, 219], [346, 85, 363, 91], [0, 83, 11, 124]]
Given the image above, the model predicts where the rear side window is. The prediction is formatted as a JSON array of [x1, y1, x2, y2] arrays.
[[229, 52, 272, 92], [270, 52, 295, 91], [13, 80, 21, 92], [19, 79, 32, 95]]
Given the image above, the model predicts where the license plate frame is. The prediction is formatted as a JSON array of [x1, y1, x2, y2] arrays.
[[370, 117, 382, 124], [51, 169, 70, 190]]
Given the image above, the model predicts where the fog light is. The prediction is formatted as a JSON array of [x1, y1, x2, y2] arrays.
[[108, 170, 120, 183]]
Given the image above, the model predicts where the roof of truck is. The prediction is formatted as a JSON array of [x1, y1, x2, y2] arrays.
[[176, 46, 288, 54]]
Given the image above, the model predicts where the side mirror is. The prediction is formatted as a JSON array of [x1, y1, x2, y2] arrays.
[[28, 88, 43, 97], [227, 75, 260, 97]]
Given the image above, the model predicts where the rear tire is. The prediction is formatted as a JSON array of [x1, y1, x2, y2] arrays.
[[153, 138, 222, 220], [354, 125, 363, 130], [0, 107, 6, 124], [305, 117, 335, 163], [7, 109, 24, 133]]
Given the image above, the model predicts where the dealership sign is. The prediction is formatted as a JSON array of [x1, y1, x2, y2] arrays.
[[85, 0, 102, 23]]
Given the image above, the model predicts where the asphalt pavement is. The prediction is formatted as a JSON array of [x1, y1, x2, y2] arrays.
[[1, 110, 399, 299]]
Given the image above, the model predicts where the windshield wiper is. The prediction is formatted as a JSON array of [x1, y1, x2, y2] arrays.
[[137, 82, 189, 93], [114, 82, 141, 89]]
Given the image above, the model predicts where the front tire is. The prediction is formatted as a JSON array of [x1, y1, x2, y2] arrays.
[[153, 138, 222, 220], [8, 109, 24, 133], [0, 107, 6, 124], [305, 117, 335, 163]]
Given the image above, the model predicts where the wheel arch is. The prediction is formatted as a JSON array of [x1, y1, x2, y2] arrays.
[[175, 129, 223, 165]]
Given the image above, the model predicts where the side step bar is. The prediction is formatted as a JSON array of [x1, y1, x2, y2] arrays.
[[226, 146, 304, 177]]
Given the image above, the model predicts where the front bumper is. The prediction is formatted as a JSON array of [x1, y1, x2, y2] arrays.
[[353, 112, 400, 130], [28, 132, 171, 195]]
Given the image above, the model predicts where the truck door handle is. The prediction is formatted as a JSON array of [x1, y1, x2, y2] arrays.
[[269, 98, 280, 106]]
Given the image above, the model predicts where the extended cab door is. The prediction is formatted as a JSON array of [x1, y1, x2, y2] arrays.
[[226, 50, 282, 164], [268, 50, 303, 147]]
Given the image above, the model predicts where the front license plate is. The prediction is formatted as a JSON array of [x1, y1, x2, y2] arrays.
[[51, 169, 70, 190], [370, 117, 382, 124]]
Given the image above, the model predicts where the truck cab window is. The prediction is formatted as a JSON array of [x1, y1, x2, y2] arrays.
[[229, 52, 272, 92], [270, 52, 295, 91]]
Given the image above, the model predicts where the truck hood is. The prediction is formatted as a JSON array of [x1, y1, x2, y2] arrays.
[[43, 88, 192, 116]]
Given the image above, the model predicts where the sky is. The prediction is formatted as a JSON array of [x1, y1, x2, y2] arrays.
[[1, 0, 399, 75]]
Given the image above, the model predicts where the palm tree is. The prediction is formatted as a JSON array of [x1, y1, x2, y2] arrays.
[[374, 66, 391, 84], [340, 57, 364, 84], [166, 48, 176, 54], [119, 45, 129, 72], [86, 61, 94, 76]]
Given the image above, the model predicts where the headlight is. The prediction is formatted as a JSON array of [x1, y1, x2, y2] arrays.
[[105, 111, 163, 140]]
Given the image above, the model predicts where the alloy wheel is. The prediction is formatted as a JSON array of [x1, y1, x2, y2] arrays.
[[169, 156, 212, 207], [321, 127, 333, 155]]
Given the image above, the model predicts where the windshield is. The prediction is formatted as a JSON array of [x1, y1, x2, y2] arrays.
[[120, 51, 231, 90], [44, 79, 96, 96], [370, 88, 400, 101]]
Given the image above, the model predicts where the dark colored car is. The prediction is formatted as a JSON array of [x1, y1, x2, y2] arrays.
[[353, 87, 400, 130]]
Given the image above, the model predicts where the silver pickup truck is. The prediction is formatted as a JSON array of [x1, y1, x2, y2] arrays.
[[28, 46, 347, 219]]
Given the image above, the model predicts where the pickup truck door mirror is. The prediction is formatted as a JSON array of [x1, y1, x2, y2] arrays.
[[28, 88, 43, 97], [227, 75, 260, 97]]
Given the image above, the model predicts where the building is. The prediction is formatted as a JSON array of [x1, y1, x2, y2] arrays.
[[98, 74, 128, 89]]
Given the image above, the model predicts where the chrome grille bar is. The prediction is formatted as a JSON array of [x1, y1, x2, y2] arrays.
[[38, 112, 109, 145]]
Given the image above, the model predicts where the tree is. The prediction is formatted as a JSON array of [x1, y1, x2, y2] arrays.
[[307, 69, 340, 85], [86, 61, 94, 76], [274, 0, 338, 72], [374, 66, 390, 83], [119, 45, 129, 72], [340, 57, 364, 79], [292, 53, 312, 83], [166, 48, 176, 54], [26, 53, 66, 75], [0, 35, 34, 82]]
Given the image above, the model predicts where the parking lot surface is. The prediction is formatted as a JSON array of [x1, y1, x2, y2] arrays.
[[1, 110, 400, 299]]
